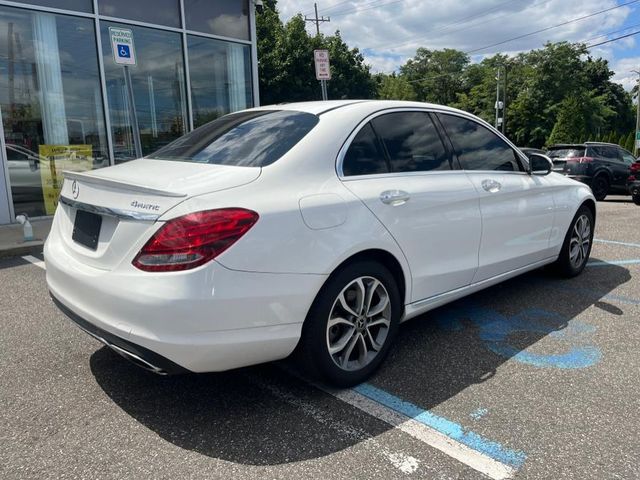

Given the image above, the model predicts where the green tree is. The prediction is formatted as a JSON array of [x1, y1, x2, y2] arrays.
[[256, 2, 375, 104], [375, 73, 417, 100], [400, 48, 470, 105], [548, 96, 587, 144], [618, 134, 626, 147], [625, 131, 635, 152], [324, 31, 376, 100]]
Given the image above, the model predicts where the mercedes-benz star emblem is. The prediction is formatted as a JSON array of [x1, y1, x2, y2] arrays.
[[71, 180, 79, 199]]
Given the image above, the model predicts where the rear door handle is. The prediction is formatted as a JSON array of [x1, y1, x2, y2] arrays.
[[481, 179, 502, 193], [380, 190, 410, 206]]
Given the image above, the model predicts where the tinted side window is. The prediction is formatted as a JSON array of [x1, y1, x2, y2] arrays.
[[438, 114, 523, 172], [343, 123, 389, 176], [371, 112, 450, 172], [591, 146, 618, 161]]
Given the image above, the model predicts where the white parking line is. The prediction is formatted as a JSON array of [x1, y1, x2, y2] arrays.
[[253, 376, 427, 476], [22, 255, 46, 270], [278, 363, 524, 480], [322, 385, 519, 480]]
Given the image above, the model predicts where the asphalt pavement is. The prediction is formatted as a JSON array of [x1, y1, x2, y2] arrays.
[[1, 197, 639, 479]]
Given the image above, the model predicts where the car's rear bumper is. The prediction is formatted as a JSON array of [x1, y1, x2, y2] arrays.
[[45, 237, 326, 373], [50, 293, 189, 374]]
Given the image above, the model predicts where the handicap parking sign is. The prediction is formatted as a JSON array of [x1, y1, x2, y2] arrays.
[[109, 27, 136, 65], [117, 44, 131, 58]]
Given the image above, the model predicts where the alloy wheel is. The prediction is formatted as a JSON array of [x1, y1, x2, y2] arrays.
[[326, 276, 391, 371], [569, 214, 591, 269]]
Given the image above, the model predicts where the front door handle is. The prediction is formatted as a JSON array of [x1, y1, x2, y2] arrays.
[[380, 190, 410, 206], [481, 179, 502, 193]]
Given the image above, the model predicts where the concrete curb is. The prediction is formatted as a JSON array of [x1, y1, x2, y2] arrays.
[[0, 242, 44, 259]]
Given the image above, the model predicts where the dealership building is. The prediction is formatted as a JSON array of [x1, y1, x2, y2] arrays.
[[0, 0, 259, 225]]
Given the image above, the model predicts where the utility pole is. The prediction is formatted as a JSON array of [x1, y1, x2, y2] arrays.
[[495, 68, 501, 129], [305, 3, 330, 101], [304, 3, 330, 36], [634, 70, 640, 156], [502, 65, 507, 135]]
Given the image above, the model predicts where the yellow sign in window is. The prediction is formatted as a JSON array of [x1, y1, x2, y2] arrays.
[[39, 145, 93, 215]]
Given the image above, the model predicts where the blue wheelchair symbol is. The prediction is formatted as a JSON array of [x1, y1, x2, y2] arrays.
[[117, 44, 131, 58]]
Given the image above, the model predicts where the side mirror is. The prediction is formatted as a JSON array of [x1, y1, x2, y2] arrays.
[[528, 153, 553, 176]]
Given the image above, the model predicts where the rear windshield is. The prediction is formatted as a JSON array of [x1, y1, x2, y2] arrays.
[[148, 110, 319, 167], [547, 148, 585, 159]]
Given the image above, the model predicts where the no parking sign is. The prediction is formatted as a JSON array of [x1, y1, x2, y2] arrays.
[[109, 27, 136, 65]]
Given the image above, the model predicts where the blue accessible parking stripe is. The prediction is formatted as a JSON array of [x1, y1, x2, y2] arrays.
[[354, 383, 527, 469]]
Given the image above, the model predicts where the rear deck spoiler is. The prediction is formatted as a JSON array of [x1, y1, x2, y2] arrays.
[[63, 170, 187, 198]]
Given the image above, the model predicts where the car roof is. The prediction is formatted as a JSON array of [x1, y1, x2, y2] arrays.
[[246, 99, 469, 116]]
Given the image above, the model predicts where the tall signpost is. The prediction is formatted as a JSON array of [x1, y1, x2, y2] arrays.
[[314, 49, 331, 101], [109, 27, 142, 159]]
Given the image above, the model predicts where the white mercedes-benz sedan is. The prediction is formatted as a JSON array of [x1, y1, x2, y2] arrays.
[[45, 100, 595, 386]]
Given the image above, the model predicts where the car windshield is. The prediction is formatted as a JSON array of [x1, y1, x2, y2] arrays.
[[547, 148, 585, 159], [148, 110, 319, 167]]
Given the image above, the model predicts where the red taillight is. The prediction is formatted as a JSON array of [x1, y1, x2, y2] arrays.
[[133, 208, 259, 272], [631, 162, 640, 173], [566, 157, 593, 164]]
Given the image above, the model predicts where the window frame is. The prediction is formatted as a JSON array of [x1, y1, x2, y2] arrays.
[[341, 121, 391, 177], [370, 111, 454, 174], [435, 111, 529, 174], [336, 107, 461, 180]]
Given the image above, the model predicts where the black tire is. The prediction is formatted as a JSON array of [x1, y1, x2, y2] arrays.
[[591, 175, 609, 201], [553, 205, 594, 277], [633, 194, 640, 206], [298, 260, 401, 387]]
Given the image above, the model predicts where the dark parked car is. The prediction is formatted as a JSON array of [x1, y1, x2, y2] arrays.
[[547, 142, 636, 201], [628, 160, 640, 205]]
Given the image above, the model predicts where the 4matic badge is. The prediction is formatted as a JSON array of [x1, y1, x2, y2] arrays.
[[130, 200, 160, 211]]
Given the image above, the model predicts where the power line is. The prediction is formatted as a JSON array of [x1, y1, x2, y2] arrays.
[[579, 21, 640, 44], [318, 0, 357, 14], [399, 14, 640, 85], [383, 0, 533, 51], [585, 28, 640, 48], [465, 0, 640, 54], [305, 0, 352, 16], [330, 0, 404, 17]]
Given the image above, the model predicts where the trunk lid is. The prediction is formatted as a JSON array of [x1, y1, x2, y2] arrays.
[[53, 159, 261, 270]]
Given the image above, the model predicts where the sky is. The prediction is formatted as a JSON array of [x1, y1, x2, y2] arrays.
[[275, 0, 640, 91]]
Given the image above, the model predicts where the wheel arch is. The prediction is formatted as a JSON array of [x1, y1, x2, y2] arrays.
[[312, 248, 409, 316], [593, 168, 613, 182], [580, 198, 596, 227]]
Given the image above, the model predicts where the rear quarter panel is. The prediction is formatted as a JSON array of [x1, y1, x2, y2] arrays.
[[546, 173, 596, 252]]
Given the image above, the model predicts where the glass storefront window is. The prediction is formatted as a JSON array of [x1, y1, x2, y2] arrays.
[[184, 0, 250, 40], [99, 0, 181, 28], [101, 22, 188, 162], [188, 36, 252, 127], [0, 6, 108, 217], [18, 0, 93, 13]]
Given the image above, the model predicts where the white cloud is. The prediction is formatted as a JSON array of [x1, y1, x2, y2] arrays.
[[275, 0, 638, 87], [611, 56, 640, 91]]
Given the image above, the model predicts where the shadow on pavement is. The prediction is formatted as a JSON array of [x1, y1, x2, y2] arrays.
[[90, 258, 631, 465]]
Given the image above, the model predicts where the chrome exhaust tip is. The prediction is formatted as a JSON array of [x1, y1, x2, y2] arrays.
[[107, 343, 168, 375]]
